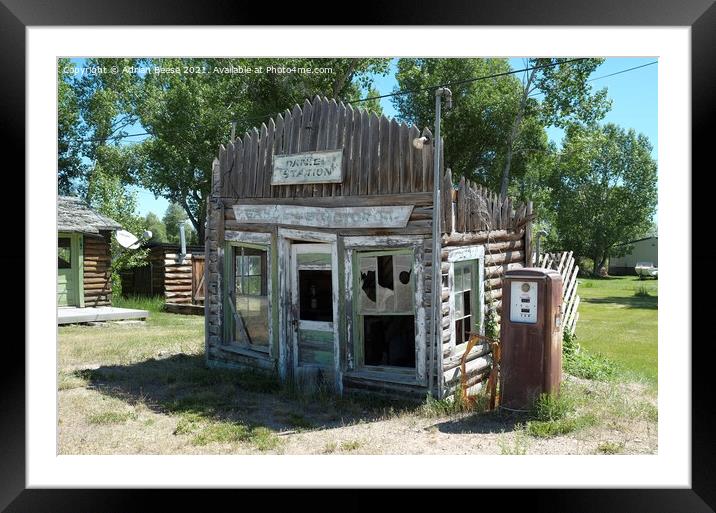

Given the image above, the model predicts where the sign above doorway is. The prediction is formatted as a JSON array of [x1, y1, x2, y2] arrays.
[[271, 149, 343, 185]]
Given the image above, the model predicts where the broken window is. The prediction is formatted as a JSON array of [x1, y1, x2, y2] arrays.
[[357, 251, 415, 368], [453, 259, 479, 345], [229, 244, 269, 351]]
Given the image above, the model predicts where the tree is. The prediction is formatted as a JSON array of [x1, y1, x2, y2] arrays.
[[162, 202, 189, 244], [72, 58, 390, 242], [499, 58, 611, 198], [58, 59, 87, 194], [393, 58, 539, 192], [143, 212, 167, 243], [551, 124, 657, 275], [85, 167, 148, 295]]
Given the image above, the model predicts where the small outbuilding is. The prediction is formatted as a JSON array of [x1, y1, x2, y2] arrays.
[[205, 96, 533, 400], [120, 243, 206, 314], [58, 195, 121, 307], [608, 236, 658, 275], [57, 196, 149, 324]]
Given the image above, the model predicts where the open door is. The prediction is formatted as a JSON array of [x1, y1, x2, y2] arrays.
[[290, 243, 337, 389]]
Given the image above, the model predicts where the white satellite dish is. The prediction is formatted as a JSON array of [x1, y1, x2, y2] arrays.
[[115, 229, 142, 249]]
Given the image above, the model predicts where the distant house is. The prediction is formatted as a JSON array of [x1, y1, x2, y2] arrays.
[[608, 236, 658, 275], [57, 196, 121, 307]]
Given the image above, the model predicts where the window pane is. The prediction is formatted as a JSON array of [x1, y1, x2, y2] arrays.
[[58, 237, 72, 269], [455, 318, 464, 346], [358, 256, 377, 312], [454, 292, 464, 317], [463, 315, 472, 342], [464, 290, 471, 320], [299, 269, 333, 322], [364, 315, 415, 368], [232, 245, 269, 348], [394, 254, 414, 313]]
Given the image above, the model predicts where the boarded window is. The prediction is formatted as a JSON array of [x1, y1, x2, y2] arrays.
[[357, 251, 415, 368], [453, 259, 478, 344], [230, 245, 269, 350]]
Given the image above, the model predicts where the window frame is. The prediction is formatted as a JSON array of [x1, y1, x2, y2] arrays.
[[447, 245, 485, 354], [344, 235, 427, 385], [223, 236, 273, 358]]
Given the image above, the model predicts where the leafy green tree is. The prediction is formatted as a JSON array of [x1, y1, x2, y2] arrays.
[[162, 202, 189, 244], [58, 58, 87, 194], [143, 212, 167, 243], [499, 58, 611, 198], [551, 124, 657, 275], [85, 167, 148, 295], [393, 58, 537, 192]]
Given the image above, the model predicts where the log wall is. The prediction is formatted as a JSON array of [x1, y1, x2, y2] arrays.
[[83, 232, 112, 307]]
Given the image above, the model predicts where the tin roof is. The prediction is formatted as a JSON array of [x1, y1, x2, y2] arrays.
[[57, 196, 122, 234]]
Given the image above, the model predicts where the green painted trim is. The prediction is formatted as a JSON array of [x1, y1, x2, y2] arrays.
[[77, 234, 84, 307]]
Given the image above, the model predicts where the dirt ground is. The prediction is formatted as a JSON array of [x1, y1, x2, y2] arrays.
[[58, 348, 657, 456]]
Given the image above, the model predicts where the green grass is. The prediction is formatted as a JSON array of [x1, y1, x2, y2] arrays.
[[114, 294, 167, 313], [575, 276, 657, 384], [87, 411, 138, 425]]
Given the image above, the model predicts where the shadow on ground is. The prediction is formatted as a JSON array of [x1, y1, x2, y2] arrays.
[[582, 295, 657, 310], [433, 409, 530, 435], [71, 353, 425, 433]]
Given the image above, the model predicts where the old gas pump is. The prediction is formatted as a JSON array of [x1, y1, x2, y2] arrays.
[[499, 268, 563, 410]]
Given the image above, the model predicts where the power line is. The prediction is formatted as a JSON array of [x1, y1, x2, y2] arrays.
[[528, 60, 658, 98], [346, 58, 589, 105]]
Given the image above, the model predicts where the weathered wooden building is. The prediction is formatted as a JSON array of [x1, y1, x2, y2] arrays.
[[121, 243, 206, 313], [57, 196, 121, 307], [205, 96, 532, 399]]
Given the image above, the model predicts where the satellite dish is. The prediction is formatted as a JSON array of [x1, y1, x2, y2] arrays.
[[116, 229, 142, 249]]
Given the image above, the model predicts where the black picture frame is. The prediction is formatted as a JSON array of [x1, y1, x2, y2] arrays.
[[3, 0, 712, 510]]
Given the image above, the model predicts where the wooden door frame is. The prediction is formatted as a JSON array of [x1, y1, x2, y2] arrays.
[[58, 232, 84, 307], [278, 228, 341, 393]]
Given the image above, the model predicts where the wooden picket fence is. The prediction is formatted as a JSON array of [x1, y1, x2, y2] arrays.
[[536, 251, 580, 335]]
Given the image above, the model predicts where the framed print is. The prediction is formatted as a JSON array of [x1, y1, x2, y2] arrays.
[[4, 0, 714, 510]]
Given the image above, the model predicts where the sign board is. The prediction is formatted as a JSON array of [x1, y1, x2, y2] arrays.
[[271, 150, 343, 185], [232, 205, 414, 229]]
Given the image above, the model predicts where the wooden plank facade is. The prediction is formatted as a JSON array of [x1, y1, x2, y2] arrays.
[[205, 95, 533, 399]]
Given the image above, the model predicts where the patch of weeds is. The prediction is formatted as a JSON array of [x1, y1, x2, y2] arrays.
[[565, 351, 617, 381], [191, 422, 252, 446], [87, 411, 138, 425], [525, 391, 596, 438], [634, 284, 651, 297], [419, 391, 474, 417], [58, 372, 88, 391], [340, 439, 362, 452], [323, 441, 337, 454], [73, 368, 102, 381], [285, 413, 315, 430], [580, 281, 594, 288], [498, 426, 530, 455], [526, 414, 596, 438], [186, 419, 281, 451], [164, 388, 233, 415], [174, 412, 205, 435], [532, 392, 574, 422], [597, 441, 625, 454]]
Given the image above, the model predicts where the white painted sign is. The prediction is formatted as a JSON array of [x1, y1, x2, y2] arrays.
[[271, 150, 343, 185], [232, 205, 414, 229]]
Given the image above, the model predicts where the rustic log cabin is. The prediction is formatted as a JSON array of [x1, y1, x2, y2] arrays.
[[120, 243, 206, 314], [205, 96, 532, 399], [57, 195, 121, 308]]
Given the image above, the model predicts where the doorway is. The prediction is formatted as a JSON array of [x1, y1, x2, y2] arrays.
[[58, 233, 82, 307], [289, 242, 338, 389]]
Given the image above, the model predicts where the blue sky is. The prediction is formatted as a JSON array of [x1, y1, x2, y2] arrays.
[[77, 57, 657, 217]]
